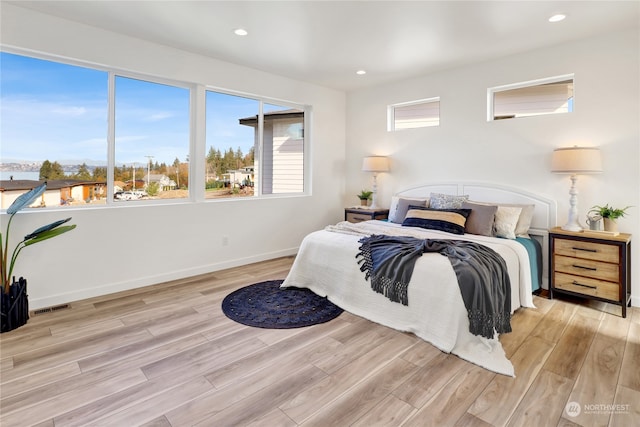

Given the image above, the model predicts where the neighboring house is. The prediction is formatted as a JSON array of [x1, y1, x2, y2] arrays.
[[0, 179, 107, 209], [114, 181, 126, 193], [221, 166, 254, 188], [142, 174, 177, 191], [239, 109, 304, 194]]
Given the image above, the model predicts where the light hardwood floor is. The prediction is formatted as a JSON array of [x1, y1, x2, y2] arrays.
[[1, 256, 638, 427]]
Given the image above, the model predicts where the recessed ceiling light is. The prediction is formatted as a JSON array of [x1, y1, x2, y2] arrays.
[[234, 28, 248, 36], [356, 70, 366, 75], [548, 14, 566, 23]]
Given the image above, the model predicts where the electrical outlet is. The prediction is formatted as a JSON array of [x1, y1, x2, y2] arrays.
[[222, 236, 229, 246]]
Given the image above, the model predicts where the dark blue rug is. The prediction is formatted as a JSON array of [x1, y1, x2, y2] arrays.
[[221, 280, 343, 329]]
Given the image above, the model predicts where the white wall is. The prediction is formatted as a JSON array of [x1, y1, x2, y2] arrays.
[[1, 4, 347, 309], [346, 28, 640, 306]]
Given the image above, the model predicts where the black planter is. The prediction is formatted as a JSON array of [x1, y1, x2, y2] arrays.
[[1, 277, 29, 333]]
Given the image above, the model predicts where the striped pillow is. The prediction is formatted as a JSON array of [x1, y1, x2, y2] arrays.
[[402, 206, 471, 235]]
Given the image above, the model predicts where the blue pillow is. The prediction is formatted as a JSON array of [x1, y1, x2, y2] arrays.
[[402, 206, 471, 235]]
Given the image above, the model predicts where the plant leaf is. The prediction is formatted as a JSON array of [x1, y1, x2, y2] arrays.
[[24, 218, 72, 241], [6, 182, 47, 214], [23, 225, 76, 247]]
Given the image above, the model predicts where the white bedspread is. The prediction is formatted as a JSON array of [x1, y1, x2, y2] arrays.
[[281, 220, 536, 376]]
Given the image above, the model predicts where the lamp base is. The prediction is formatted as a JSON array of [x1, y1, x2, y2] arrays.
[[561, 223, 583, 232], [561, 174, 583, 233]]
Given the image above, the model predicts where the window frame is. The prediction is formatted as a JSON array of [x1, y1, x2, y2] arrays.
[[0, 48, 311, 211], [108, 71, 195, 205], [204, 85, 310, 200], [487, 74, 574, 122], [387, 97, 440, 131]]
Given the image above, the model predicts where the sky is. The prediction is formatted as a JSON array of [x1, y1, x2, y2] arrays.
[[0, 52, 268, 166]]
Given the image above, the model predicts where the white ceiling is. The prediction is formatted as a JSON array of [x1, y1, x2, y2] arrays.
[[7, 1, 639, 92]]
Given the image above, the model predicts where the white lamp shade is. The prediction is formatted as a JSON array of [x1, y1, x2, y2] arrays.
[[551, 147, 602, 174], [362, 156, 389, 172]]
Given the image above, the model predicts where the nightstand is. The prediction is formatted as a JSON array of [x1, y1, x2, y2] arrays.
[[344, 208, 389, 223], [549, 227, 632, 317]]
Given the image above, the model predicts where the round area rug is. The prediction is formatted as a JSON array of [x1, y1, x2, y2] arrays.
[[222, 280, 343, 329]]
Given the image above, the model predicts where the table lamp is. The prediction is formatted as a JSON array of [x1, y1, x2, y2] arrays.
[[551, 146, 602, 231], [362, 156, 389, 209]]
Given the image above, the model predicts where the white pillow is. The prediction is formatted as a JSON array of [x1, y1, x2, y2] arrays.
[[494, 206, 522, 239]]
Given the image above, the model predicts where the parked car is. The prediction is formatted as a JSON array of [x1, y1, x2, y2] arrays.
[[117, 191, 140, 200]]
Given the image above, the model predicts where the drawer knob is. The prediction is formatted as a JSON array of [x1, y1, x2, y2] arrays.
[[572, 246, 598, 253], [572, 280, 597, 290], [572, 264, 597, 271]]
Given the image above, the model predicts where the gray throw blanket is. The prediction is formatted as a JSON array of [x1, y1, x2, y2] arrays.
[[356, 235, 512, 339]]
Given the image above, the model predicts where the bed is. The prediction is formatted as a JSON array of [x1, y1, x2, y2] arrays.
[[282, 182, 556, 376]]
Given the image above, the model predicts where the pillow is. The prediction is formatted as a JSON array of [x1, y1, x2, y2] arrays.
[[388, 197, 429, 223], [470, 201, 535, 237], [493, 206, 522, 239], [429, 192, 469, 209], [462, 201, 498, 237], [402, 206, 471, 235], [512, 204, 535, 237]]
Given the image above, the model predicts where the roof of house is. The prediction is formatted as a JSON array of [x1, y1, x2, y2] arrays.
[[0, 179, 105, 192], [239, 109, 304, 126]]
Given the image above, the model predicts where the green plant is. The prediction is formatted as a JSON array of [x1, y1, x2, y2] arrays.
[[146, 181, 160, 196], [357, 190, 373, 200], [588, 204, 632, 220], [1, 182, 76, 294]]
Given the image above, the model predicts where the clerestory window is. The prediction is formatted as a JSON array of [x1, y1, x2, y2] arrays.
[[489, 75, 574, 121], [388, 97, 440, 131]]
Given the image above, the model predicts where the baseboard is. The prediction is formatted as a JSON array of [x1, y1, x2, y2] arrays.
[[30, 247, 299, 310]]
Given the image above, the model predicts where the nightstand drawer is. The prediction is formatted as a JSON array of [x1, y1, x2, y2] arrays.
[[554, 238, 619, 263], [346, 212, 373, 223], [344, 208, 389, 223], [554, 254, 619, 282], [554, 272, 619, 301]]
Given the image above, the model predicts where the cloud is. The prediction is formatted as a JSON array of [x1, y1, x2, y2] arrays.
[[146, 112, 174, 122], [51, 106, 87, 116]]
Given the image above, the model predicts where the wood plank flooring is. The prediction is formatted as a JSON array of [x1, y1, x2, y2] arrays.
[[1, 256, 638, 427]]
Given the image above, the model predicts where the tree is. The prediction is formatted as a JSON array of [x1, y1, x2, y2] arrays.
[[74, 163, 92, 180], [245, 146, 255, 166], [146, 181, 160, 196], [93, 166, 107, 182], [39, 160, 65, 180], [222, 148, 236, 173]]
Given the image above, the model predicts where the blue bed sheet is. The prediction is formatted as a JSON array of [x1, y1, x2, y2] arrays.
[[516, 236, 542, 292]]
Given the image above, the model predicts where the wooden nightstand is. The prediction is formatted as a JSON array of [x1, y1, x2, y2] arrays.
[[549, 227, 632, 317], [344, 208, 389, 223]]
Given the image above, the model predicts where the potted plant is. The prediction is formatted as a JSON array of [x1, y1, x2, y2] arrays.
[[357, 190, 372, 207], [588, 204, 632, 232], [1, 182, 76, 333]]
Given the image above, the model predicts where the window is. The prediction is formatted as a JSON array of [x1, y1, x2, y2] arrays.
[[0, 52, 108, 206], [205, 91, 305, 198], [388, 97, 440, 131], [114, 76, 190, 202], [489, 75, 574, 121], [205, 91, 258, 198], [1, 51, 310, 210]]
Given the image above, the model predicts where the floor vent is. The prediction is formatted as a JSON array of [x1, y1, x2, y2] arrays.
[[33, 304, 70, 316]]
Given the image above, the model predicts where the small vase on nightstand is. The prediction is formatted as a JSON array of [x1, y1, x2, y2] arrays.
[[603, 218, 618, 233]]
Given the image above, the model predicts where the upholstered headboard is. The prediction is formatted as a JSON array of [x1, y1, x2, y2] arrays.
[[395, 181, 557, 289]]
